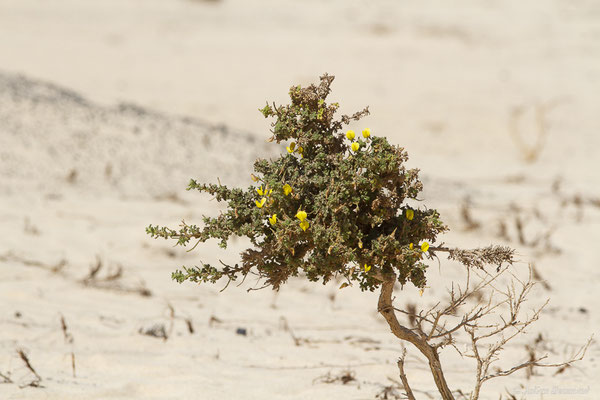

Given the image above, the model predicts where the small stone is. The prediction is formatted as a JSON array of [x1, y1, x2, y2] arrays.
[[236, 327, 247, 336]]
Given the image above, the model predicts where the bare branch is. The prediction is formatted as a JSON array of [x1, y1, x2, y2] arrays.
[[397, 348, 416, 400], [482, 336, 592, 382], [17, 349, 42, 388]]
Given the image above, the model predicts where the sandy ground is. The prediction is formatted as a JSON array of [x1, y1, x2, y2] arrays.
[[1, 1, 599, 399]]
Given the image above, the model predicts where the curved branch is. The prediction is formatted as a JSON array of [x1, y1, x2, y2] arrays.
[[378, 273, 455, 400]]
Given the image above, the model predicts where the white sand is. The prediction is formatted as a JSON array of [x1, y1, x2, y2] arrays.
[[1, 1, 599, 399]]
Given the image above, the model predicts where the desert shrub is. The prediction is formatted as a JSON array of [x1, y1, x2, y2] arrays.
[[147, 74, 457, 291], [147, 75, 586, 399]]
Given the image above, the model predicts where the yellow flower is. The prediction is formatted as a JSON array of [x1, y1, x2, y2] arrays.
[[255, 198, 266, 208], [296, 210, 307, 221], [268, 214, 277, 226], [297, 146, 304, 158], [299, 220, 309, 231], [250, 174, 259, 182], [409, 243, 414, 250], [286, 142, 296, 153], [267, 188, 273, 196], [283, 184, 292, 196], [346, 130, 355, 140], [364, 264, 372, 272], [406, 209, 414, 221], [358, 239, 363, 249], [421, 241, 429, 252], [256, 185, 264, 196], [362, 128, 371, 138], [351, 142, 360, 152], [419, 288, 425, 297]]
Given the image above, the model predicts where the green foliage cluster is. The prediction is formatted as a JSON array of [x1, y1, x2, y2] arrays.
[[147, 74, 448, 291]]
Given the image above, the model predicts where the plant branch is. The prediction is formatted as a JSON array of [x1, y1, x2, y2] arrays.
[[397, 348, 416, 400]]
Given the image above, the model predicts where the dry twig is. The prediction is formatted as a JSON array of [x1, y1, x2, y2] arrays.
[[397, 348, 416, 400], [17, 349, 42, 388], [313, 369, 357, 386], [0, 371, 12, 384]]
